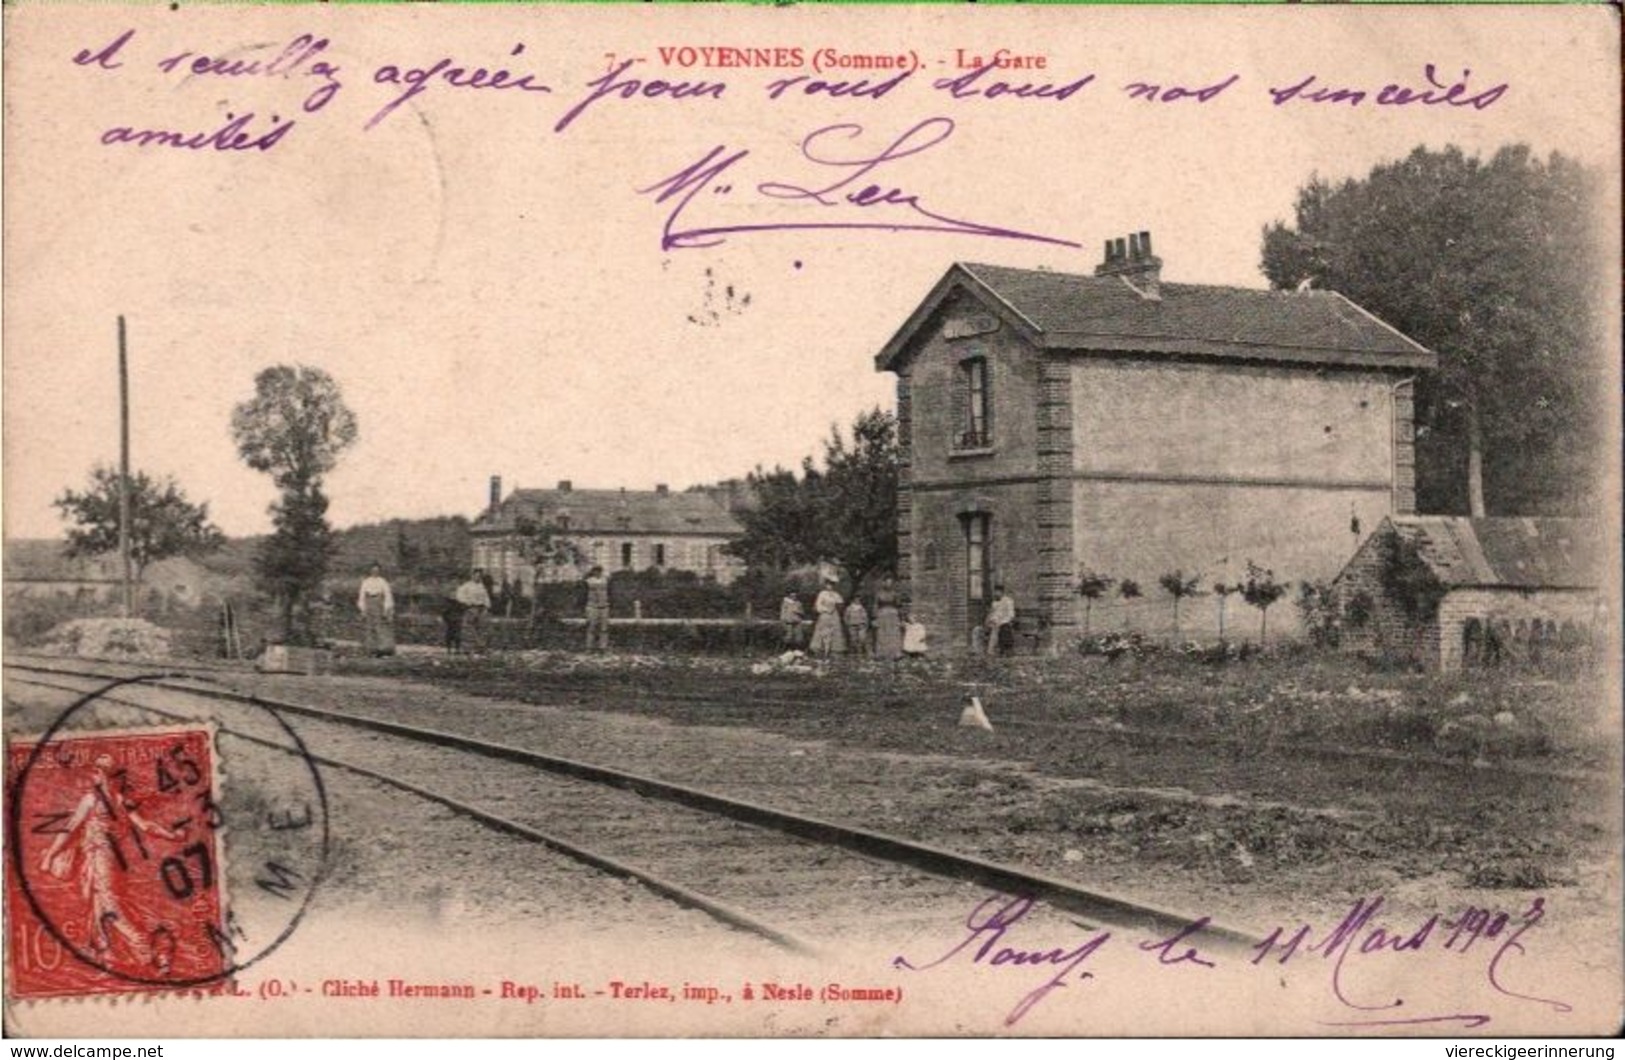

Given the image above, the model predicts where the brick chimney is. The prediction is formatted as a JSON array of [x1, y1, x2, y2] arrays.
[[557, 479, 572, 492], [1094, 229, 1162, 300], [655, 483, 669, 495], [488, 475, 502, 512]]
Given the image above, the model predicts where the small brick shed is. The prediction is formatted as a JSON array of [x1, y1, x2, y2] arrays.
[[1333, 516, 1603, 669]]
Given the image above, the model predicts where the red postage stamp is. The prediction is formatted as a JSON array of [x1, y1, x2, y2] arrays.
[[6, 726, 229, 999]]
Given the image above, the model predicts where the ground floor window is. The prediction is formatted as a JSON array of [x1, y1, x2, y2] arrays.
[[963, 513, 991, 627]]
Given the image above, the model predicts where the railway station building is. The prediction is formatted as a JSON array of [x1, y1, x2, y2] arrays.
[[874, 233, 1436, 649]]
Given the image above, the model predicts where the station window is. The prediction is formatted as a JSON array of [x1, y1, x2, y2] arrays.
[[958, 357, 991, 449]]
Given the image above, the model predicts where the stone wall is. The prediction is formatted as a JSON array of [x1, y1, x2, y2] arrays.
[[1436, 587, 1598, 670]]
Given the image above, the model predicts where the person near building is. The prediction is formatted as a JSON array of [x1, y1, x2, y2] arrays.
[[456, 569, 493, 653], [844, 596, 871, 657], [986, 585, 1017, 656], [902, 614, 930, 659], [779, 592, 806, 649], [809, 577, 845, 657], [873, 578, 904, 662], [583, 566, 611, 651], [357, 563, 396, 657]]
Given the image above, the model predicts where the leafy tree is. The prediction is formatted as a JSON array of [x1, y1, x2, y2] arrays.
[[1240, 561, 1287, 644], [1261, 144, 1604, 516], [1077, 567, 1112, 636], [1117, 578, 1142, 629], [54, 466, 224, 581], [514, 515, 584, 580], [231, 365, 358, 644], [1158, 569, 1203, 639], [816, 409, 900, 592], [1380, 533, 1446, 623], [725, 463, 825, 574], [1213, 581, 1237, 641], [726, 408, 899, 592]]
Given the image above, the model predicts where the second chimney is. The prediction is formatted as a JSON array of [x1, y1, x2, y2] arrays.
[[1094, 229, 1162, 300], [557, 480, 573, 492], [489, 475, 503, 512]]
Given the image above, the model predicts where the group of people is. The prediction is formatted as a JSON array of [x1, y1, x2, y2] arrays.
[[779, 577, 927, 661], [355, 564, 1017, 659], [356, 563, 501, 656]]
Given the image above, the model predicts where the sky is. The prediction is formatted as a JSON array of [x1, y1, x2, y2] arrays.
[[4, 4, 1619, 539]]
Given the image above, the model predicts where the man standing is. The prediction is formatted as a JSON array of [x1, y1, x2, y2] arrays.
[[456, 569, 492, 653], [844, 596, 871, 657], [986, 585, 1017, 656], [583, 566, 611, 651], [357, 563, 396, 657], [779, 591, 806, 649]]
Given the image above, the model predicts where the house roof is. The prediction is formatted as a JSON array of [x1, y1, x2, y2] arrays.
[[1384, 516, 1602, 590], [875, 262, 1436, 372], [472, 488, 743, 537]]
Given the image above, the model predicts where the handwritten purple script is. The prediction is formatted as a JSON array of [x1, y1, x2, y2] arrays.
[[69, 29, 1511, 158], [637, 118, 1081, 252], [890, 893, 1571, 1028], [1255, 894, 1572, 1029], [892, 895, 1113, 1026]]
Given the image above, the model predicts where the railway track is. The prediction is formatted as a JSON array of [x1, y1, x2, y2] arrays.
[[4, 657, 1260, 957], [23, 651, 1603, 782]]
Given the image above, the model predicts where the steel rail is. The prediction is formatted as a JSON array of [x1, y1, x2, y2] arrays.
[[5, 657, 1262, 949], [4, 669, 820, 956]]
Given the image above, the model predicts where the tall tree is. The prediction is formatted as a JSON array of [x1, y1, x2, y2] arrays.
[[54, 466, 224, 581], [725, 409, 899, 591], [816, 408, 900, 592], [1261, 144, 1603, 516], [231, 365, 358, 644], [725, 463, 825, 574]]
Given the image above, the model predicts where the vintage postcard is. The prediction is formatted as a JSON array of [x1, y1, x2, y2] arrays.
[[2, 1, 1620, 1039]]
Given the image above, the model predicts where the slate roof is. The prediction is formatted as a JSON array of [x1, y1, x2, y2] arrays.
[[875, 262, 1435, 371], [1385, 516, 1601, 590], [472, 489, 743, 537]]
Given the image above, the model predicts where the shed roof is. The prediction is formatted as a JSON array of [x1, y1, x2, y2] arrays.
[[472, 488, 743, 537], [875, 262, 1435, 372], [1385, 516, 1602, 590]]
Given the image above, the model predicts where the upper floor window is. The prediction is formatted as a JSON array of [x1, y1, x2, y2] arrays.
[[653, 543, 667, 567], [957, 356, 992, 450]]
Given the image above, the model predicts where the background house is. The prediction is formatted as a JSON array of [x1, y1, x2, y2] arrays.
[[1333, 515, 1602, 669], [874, 233, 1436, 649], [3, 541, 238, 612], [470, 477, 747, 592]]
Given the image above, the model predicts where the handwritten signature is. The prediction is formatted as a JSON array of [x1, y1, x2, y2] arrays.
[[637, 118, 1081, 252], [892, 893, 1572, 1029], [893, 895, 1112, 1026]]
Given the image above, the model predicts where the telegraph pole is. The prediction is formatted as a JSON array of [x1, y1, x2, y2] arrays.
[[118, 315, 134, 617]]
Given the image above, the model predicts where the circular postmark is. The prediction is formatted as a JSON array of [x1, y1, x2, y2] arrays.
[[6, 673, 330, 996]]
